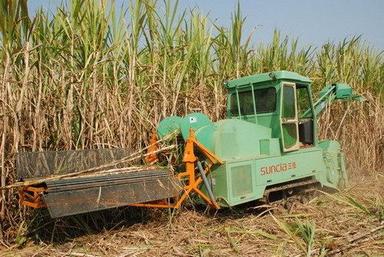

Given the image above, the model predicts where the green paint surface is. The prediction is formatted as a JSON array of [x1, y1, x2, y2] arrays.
[[158, 70, 358, 207]]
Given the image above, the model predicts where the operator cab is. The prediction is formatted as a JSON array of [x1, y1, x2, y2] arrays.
[[225, 71, 316, 152]]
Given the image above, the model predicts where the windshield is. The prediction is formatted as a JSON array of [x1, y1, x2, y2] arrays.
[[230, 87, 276, 116]]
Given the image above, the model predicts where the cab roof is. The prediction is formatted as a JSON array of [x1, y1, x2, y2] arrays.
[[224, 70, 312, 89]]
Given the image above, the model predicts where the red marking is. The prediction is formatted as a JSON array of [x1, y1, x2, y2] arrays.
[[260, 162, 296, 175]]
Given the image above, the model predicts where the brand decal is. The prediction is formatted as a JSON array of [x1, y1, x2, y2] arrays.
[[260, 162, 296, 175]]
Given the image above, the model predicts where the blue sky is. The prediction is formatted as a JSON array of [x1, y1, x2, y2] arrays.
[[28, 0, 384, 50]]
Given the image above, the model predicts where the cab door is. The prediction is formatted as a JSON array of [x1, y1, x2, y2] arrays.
[[280, 82, 300, 152]]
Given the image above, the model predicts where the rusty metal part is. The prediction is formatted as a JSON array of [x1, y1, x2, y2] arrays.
[[19, 186, 47, 208], [145, 131, 159, 164]]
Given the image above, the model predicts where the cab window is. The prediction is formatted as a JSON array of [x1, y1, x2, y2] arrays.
[[296, 84, 313, 118], [230, 87, 276, 116]]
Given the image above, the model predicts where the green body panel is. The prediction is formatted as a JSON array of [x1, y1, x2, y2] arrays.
[[157, 116, 182, 138], [181, 113, 213, 140], [157, 70, 359, 208], [318, 140, 348, 187], [209, 119, 273, 160], [209, 147, 325, 206], [312, 83, 364, 117], [206, 141, 346, 207], [319, 83, 353, 99], [224, 70, 312, 89]]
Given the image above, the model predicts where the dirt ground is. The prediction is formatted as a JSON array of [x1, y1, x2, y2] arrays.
[[1, 174, 383, 257]]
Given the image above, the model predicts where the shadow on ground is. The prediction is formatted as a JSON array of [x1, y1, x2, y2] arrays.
[[25, 206, 158, 243]]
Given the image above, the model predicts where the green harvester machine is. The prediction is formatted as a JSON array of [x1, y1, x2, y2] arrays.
[[18, 71, 363, 217]]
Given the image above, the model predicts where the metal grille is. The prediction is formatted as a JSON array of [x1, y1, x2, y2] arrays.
[[231, 165, 253, 197], [16, 148, 132, 179]]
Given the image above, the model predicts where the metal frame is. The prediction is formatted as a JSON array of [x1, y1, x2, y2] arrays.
[[130, 129, 222, 209], [280, 82, 300, 152]]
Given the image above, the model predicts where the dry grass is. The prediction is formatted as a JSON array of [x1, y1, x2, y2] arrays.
[[1, 175, 383, 257]]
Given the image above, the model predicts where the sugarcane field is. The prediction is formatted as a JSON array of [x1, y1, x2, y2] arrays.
[[0, 0, 384, 256]]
